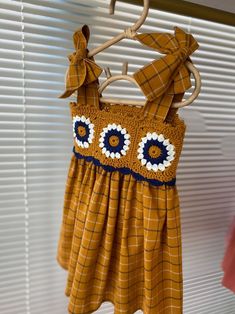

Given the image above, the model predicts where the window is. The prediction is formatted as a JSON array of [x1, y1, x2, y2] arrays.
[[1, 0, 235, 313]]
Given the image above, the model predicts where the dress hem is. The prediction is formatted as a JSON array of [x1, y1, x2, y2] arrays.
[[67, 296, 145, 314]]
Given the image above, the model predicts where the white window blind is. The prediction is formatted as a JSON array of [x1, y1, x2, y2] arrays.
[[0, 1, 235, 313]]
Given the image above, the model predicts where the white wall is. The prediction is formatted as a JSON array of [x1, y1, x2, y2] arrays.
[[185, 0, 235, 14]]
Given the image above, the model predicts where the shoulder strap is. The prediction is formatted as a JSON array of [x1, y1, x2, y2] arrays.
[[76, 80, 101, 108], [58, 24, 103, 109], [133, 26, 199, 122]]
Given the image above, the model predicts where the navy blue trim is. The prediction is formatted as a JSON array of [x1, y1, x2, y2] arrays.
[[72, 146, 176, 186]]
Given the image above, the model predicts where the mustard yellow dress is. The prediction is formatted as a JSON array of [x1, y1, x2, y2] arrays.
[[56, 24, 199, 314]]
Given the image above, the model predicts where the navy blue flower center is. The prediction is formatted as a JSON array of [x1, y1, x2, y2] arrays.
[[143, 139, 168, 164], [103, 129, 125, 153], [74, 121, 89, 141]]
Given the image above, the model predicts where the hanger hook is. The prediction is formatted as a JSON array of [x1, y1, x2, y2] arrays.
[[109, 0, 149, 31], [109, 0, 116, 14], [88, 0, 150, 57]]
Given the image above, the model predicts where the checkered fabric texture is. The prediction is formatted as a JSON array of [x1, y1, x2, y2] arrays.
[[59, 24, 199, 123], [133, 26, 199, 121], [56, 24, 200, 314], [57, 159, 183, 314], [59, 24, 103, 99]]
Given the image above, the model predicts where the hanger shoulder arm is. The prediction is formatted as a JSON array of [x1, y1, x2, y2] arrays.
[[88, 32, 126, 58], [87, 0, 149, 58], [172, 61, 201, 108], [98, 74, 141, 94]]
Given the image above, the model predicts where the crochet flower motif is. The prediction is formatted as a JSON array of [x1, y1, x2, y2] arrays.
[[99, 123, 131, 159], [73, 115, 95, 148], [137, 132, 175, 172]]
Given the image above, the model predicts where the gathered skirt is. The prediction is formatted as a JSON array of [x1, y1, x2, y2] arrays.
[[56, 153, 183, 314]]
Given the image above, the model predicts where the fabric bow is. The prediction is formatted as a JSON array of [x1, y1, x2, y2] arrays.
[[59, 24, 103, 98], [133, 26, 200, 101]]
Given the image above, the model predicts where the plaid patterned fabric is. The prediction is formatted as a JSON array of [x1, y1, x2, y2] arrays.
[[59, 24, 103, 99], [133, 26, 199, 101], [59, 25, 199, 122], [133, 26, 199, 121], [57, 158, 183, 314], [56, 24, 200, 314]]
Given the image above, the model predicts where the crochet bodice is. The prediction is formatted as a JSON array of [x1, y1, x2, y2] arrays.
[[59, 24, 199, 186]]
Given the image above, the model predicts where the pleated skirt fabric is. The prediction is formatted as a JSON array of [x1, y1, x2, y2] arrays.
[[56, 153, 183, 314]]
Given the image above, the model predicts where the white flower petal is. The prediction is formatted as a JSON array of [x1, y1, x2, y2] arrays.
[[158, 134, 164, 142], [141, 158, 147, 166], [108, 124, 112, 130], [121, 128, 127, 134], [152, 132, 158, 140], [81, 115, 86, 122], [167, 149, 175, 156], [112, 123, 117, 129], [117, 125, 122, 131], [146, 161, 152, 171], [102, 147, 107, 154], [123, 145, 129, 151], [99, 142, 104, 148], [152, 164, 159, 172], [139, 142, 145, 148], [158, 163, 165, 171], [124, 139, 130, 146], [163, 139, 170, 146], [163, 160, 171, 167], [137, 153, 144, 160], [147, 132, 152, 140], [142, 137, 147, 144], [99, 137, 104, 143], [121, 149, 126, 155], [110, 152, 115, 159], [166, 155, 174, 161], [105, 151, 110, 157], [124, 133, 130, 139], [166, 144, 174, 151], [88, 138, 92, 144], [115, 152, 121, 159], [137, 147, 143, 154], [83, 142, 89, 148]]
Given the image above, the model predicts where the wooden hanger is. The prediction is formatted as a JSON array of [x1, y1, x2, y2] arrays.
[[98, 60, 201, 109], [99, 62, 146, 107], [92, 0, 201, 109], [87, 0, 150, 58]]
